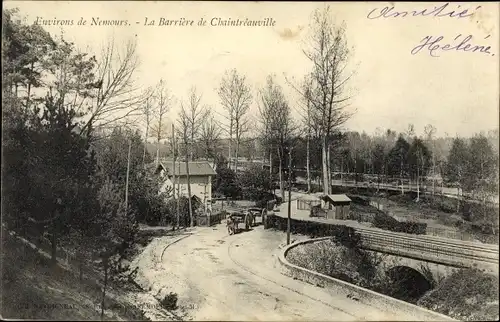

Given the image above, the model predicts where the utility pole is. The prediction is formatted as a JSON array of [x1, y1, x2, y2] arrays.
[[176, 142, 181, 227], [287, 146, 293, 245], [125, 139, 132, 211], [172, 124, 178, 230]]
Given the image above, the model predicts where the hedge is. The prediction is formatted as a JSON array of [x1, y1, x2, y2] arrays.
[[372, 213, 427, 235], [265, 214, 360, 246]]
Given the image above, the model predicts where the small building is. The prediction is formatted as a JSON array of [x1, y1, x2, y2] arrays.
[[322, 194, 351, 220], [297, 194, 322, 210], [154, 160, 217, 213]]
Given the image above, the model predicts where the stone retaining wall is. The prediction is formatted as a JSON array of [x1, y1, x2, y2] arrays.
[[277, 237, 456, 321]]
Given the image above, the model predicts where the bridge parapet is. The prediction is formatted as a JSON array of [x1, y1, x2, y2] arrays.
[[356, 228, 499, 273]]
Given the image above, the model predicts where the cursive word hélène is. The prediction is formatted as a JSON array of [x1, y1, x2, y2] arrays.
[[367, 2, 481, 19], [411, 34, 493, 57]]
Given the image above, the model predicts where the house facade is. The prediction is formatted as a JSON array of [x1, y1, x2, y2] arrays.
[[155, 160, 217, 214]]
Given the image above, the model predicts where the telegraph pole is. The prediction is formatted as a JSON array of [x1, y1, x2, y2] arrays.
[[125, 139, 132, 211], [172, 124, 178, 230], [287, 146, 293, 245]]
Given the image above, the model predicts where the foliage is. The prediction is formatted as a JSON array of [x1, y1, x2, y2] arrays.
[[418, 268, 499, 321], [92, 127, 169, 226], [407, 137, 432, 179], [159, 292, 178, 311], [212, 157, 241, 199], [286, 239, 386, 291], [387, 136, 410, 177], [372, 212, 427, 235], [238, 164, 273, 200], [1, 9, 151, 319]]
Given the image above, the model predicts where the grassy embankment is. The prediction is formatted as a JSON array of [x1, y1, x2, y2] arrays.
[[1, 226, 186, 320]]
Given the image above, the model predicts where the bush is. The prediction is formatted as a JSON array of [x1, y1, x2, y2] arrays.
[[286, 239, 385, 289], [158, 292, 178, 311], [372, 212, 427, 235], [418, 268, 499, 321]]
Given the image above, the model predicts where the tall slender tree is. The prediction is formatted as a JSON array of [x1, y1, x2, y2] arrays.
[[217, 69, 252, 173], [291, 6, 356, 196]]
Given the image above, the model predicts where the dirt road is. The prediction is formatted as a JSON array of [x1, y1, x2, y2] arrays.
[[132, 223, 410, 321]]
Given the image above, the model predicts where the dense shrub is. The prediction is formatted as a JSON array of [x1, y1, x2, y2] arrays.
[[347, 194, 371, 206], [372, 212, 427, 235], [286, 239, 386, 290], [418, 268, 499, 321], [158, 292, 178, 311]]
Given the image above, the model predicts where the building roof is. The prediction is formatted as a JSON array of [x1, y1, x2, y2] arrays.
[[323, 194, 351, 203], [157, 160, 217, 177]]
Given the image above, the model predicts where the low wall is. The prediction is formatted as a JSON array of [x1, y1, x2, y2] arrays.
[[265, 214, 498, 269], [196, 212, 224, 227], [278, 238, 456, 321]]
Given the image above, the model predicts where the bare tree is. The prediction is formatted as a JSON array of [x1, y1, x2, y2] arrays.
[[258, 75, 296, 201], [424, 124, 437, 196], [141, 86, 156, 167], [177, 87, 205, 226], [200, 108, 222, 163], [217, 69, 252, 173], [177, 104, 193, 227], [81, 37, 147, 136], [149, 79, 173, 165], [295, 75, 320, 193], [184, 87, 207, 161], [289, 6, 355, 196]]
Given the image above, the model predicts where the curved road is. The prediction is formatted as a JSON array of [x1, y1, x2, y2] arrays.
[[146, 223, 420, 321]]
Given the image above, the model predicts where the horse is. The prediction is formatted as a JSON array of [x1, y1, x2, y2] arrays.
[[226, 215, 238, 235]]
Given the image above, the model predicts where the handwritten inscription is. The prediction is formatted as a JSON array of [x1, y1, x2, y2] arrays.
[[366, 3, 495, 57], [411, 34, 493, 57], [367, 3, 481, 19]]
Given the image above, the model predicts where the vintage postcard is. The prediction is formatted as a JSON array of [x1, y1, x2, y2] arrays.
[[1, 1, 499, 321]]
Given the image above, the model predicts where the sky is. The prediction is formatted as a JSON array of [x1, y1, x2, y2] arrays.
[[4, 1, 499, 138]]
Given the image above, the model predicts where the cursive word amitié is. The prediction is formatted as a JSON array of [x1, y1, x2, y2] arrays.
[[367, 2, 481, 19], [411, 34, 493, 57]]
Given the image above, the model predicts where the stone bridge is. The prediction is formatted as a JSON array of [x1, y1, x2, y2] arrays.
[[354, 227, 499, 298]]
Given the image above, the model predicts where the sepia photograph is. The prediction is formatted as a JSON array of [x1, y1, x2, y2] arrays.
[[1, 1, 499, 321]]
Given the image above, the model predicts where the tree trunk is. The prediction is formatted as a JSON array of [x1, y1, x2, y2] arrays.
[[185, 142, 194, 227], [417, 159, 420, 201], [269, 147, 273, 195], [321, 136, 328, 200], [235, 136, 240, 176], [172, 125, 178, 230], [306, 135, 311, 193], [143, 113, 149, 167], [400, 158, 404, 195], [326, 145, 331, 194], [340, 158, 344, 185], [278, 147, 284, 201], [228, 122, 233, 169], [432, 156, 436, 196], [176, 154, 181, 227], [354, 157, 358, 186]]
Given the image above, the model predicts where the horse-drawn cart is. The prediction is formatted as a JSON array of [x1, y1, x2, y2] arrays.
[[226, 210, 254, 235]]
